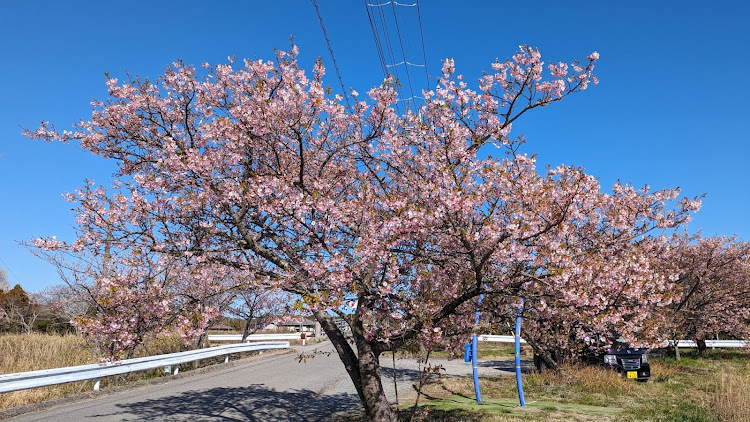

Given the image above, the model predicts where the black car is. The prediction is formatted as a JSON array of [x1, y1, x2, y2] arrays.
[[534, 339, 650, 382], [582, 341, 650, 382]]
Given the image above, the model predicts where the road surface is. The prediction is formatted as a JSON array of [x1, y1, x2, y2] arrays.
[[4, 340, 526, 421]]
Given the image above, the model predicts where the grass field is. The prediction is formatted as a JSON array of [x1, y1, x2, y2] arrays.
[[397, 345, 750, 421]]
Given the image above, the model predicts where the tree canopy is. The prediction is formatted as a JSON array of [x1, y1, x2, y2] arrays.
[[28, 45, 702, 421]]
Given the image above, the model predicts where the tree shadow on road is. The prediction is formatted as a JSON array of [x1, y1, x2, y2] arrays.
[[382, 365, 423, 383], [97, 384, 363, 421], [477, 358, 535, 374]]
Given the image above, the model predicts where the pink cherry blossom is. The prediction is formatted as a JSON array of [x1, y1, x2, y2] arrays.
[[25, 45, 701, 421]]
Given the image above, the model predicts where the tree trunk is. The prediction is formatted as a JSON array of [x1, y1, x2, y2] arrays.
[[193, 332, 207, 369], [535, 348, 559, 371], [355, 337, 397, 421], [696, 339, 707, 355], [312, 311, 397, 422], [525, 338, 559, 371], [241, 318, 252, 342]]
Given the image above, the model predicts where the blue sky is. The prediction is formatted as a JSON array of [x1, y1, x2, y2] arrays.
[[1, 1, 748, 292]]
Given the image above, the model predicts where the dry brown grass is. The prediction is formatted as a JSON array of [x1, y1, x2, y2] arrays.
[[524, 361, 638, 396], [647, 359, 681, 381], [0, 332, 187, 410], [713, 369, 750, 422], [0, 333, 97, 410]]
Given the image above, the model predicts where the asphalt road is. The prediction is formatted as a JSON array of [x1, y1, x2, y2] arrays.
[[4, 340, 526, 421]]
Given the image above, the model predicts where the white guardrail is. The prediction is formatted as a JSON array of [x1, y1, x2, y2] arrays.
[[478, 335, 527, 343], [0, 341, 289, 394], [664, 340, 748, 348], [207, 333, 303, 342], [478, 335, 748, 349]]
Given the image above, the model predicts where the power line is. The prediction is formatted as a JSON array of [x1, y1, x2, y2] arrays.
[[0, 254, 22, 286], [376, 3, 402, 85], [363, 0, 431, 114], [386, 61, 425, 68], [311, 0, 351, 110], [390, 1, 416, 107], [364, 0, 389, 79], [400, 2, 419, 109], [370, 0, 405, 115], [367, 1, 417, 6], [415, 0, 431, 91]]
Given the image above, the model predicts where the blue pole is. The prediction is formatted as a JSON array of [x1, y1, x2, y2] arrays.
[[472, 293, 484, 403], [475, 294, 483, 325], [514, 298, 526, 407], [472, 333, 481, 403]]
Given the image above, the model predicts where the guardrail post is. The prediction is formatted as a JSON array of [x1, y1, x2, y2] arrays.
[[93, 378, 100, 391], [224, 354, 229, 364], [174, 365, 179, 375]]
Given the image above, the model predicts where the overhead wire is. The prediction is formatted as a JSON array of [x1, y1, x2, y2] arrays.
[[386, 61, 425, 68], [363, 0, 432, 115], [415, 0, 431, 91], [397, 0, 429, 110], [0, 255, 22, 285], [365, 0, 402, 116], [400, 1, 423, 111], [367, 1, 418, 6], [364, 1, 390, 80], [375, 0, 405, 115], [311, 0, 351, 110], [390, 1, 416, 110]]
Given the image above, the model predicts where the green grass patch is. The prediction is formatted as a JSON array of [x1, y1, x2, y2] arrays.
[[423, 395, 621, 415], [406, 348, 750, 421], [400, 396, 622, 421]]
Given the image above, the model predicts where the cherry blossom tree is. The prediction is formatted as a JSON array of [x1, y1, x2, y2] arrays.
[[227, 289, 291, 341], [660, 234, 750, 354], [27, 45, 700, 420], [30, 238, 234, 358]]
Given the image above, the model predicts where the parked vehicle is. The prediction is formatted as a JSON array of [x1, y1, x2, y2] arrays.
[[582, 341, 650, 382], [534, 338, 650, 382]]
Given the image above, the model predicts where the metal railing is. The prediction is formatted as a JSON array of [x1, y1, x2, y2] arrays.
[[478, 335, 748, 349], [0, 341, 289, 394], [478, 334, 527, 343], [207, 333, 303, 342], [664, 340, 748, 348]]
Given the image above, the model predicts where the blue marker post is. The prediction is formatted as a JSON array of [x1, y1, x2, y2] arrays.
[[472, 333, 481, 403], [514, 298, 526, 407], [472, 293, 484, 404]]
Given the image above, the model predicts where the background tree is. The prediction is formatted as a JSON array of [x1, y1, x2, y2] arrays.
[[661, 234, 750, 354], [0, 267, 9, 292], [30, 240, 235, 358], [35, 284, 93, 334], [28, 46, 699, 421], [0, 284, 39, 333], [228, 289, 291, 342]]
